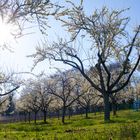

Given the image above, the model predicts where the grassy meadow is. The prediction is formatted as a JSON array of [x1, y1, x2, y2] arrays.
[[0, 110, 140, 140]]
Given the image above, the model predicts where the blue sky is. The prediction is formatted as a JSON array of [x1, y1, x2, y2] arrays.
[[0, 0, 140, 78], [82, 0, 140, 28]]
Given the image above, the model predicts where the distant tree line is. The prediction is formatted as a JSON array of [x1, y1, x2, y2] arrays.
[[0, 69, 136, 124]]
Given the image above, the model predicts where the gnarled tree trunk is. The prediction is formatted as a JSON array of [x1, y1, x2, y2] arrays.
[[103, 93, 110, 121]]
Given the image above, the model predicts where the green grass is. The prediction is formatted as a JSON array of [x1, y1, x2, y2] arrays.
[[0, 110, 140, 139]]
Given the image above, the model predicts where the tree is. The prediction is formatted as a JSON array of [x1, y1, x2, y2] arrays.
[[35, 78, 53, 123], [0, 72, 19, 96], [0, 73, 19, 114], [49, 97, 62, 120], [26, 92, 40, 124], [0, 72, 20, 115], [16, 94, 32, 123], [5, 93, 15, 115], [77, 87, 100, 118], [0, 0, 61, 37], [48, 71, 83, 124], [0, 0, 60, 113], [131, 75, 140, 100], [0, 96, 9, 114], [21, 79, 41, 124], [31, 4, 140, 121], [107, 64, 132, 116]]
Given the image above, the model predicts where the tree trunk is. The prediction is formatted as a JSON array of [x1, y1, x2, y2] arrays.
[[43, 110, 47, 123], [85, 106, 89, 118], [57, 110, 60, 120], [112, 100, 117, 116], [28, 112, 31, 124], [24, 113, 27, 122], [68, 108, 72, 119], [62, 106, 66, 124], [34, 112, 37, 124], [103, 94, 110, 122], [68, 113, 71, 119], [94, 106, 97, 116]]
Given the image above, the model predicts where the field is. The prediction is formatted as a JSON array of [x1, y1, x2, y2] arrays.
[[0, 110, 140, 140]]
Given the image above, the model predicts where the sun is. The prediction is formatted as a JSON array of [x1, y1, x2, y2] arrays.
[[0, 19, 15, 46]]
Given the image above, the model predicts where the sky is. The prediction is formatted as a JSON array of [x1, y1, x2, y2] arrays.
[[0, 0, 140, 78]]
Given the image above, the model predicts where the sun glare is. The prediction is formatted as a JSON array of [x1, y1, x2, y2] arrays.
[[0, 19, 15, 46]]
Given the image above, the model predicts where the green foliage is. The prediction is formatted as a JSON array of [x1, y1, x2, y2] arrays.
[[0, 110, 140, 139]]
